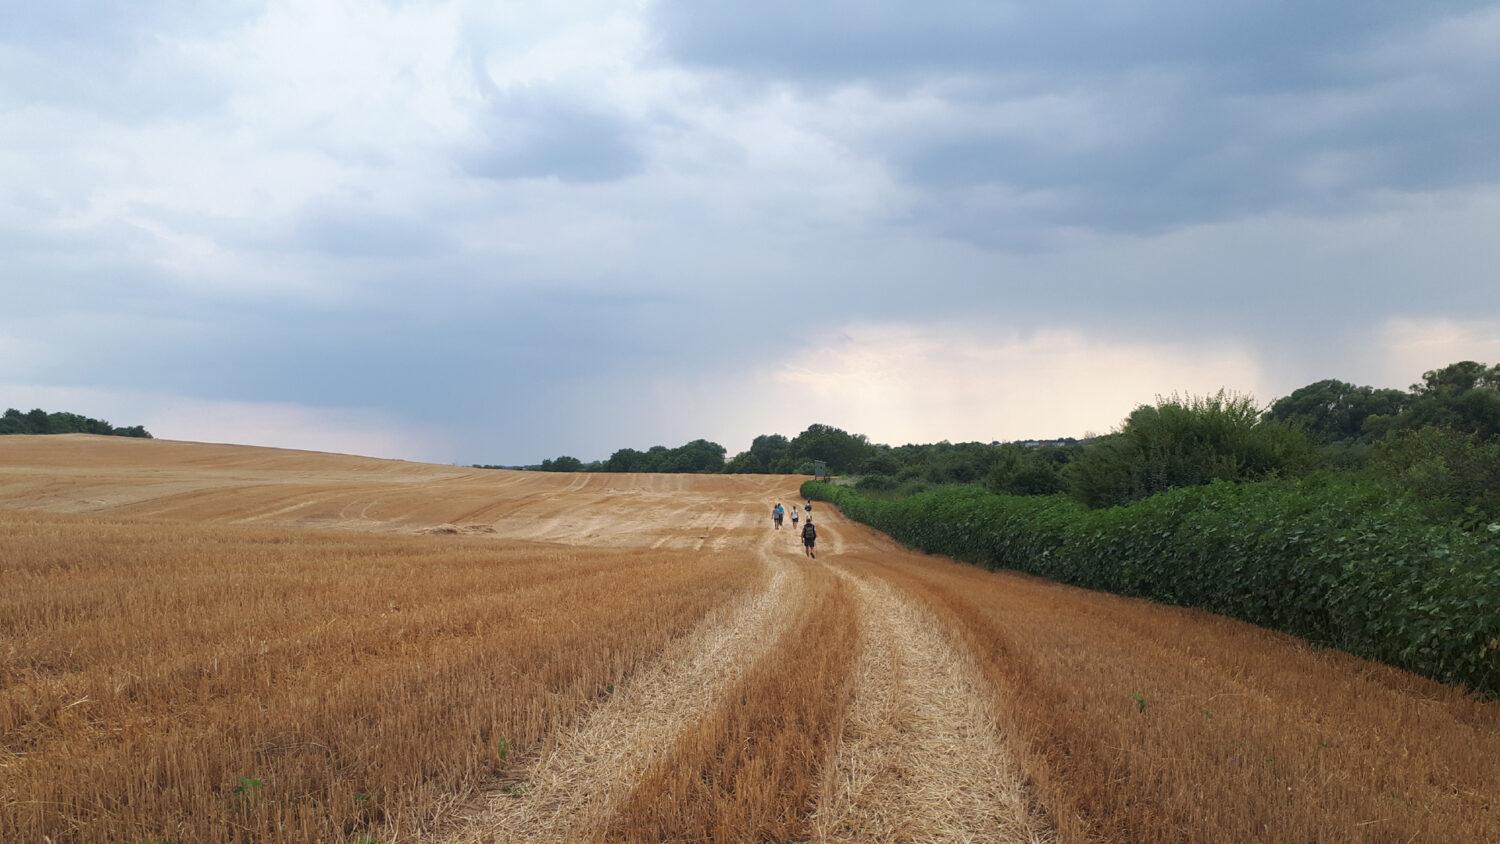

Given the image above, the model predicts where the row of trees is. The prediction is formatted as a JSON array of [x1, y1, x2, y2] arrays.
[[493, 360, 1499, 521], [482, 438, 731, 474], [1266, 360, 1500, 442], [505, 424, 1080, 478], [846, 360, 1500, 514], [724, 424, 875, 475], [0, 408, 152, 438], [485, 425, 875, 475], [598, 438, 730, 473]]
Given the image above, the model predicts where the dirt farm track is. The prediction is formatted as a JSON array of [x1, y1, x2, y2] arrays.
[[2, 435, 1497, 842]]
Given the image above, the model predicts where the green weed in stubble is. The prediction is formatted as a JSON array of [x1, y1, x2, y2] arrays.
[[229, 775, 264, 813], [232, 776, 263, 798]]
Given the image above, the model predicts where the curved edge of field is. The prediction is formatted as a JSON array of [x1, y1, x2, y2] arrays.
[[432, 536, 801, 843]]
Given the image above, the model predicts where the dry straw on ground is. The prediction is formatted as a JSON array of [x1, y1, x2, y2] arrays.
[[850, 545, 1500, 842], [0, 511, 754, 842], [812, 568, 1050, 844], [439, 535, 801, 843], [3, 434, 1498, 843], [603, 556, 860, 843]]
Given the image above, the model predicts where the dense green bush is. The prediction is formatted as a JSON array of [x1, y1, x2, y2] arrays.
[[1368, 428, 1500, 529], [853, 474, 898, 493], [860, 451, 902, 477], [985, 446, 1068, 495], [894, 479, 935, 497], [1063, 392, 1317, 507], [803, 478, 1500, 695]]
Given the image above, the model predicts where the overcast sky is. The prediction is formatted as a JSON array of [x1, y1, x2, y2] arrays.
[[3, 1, 1499, 463]]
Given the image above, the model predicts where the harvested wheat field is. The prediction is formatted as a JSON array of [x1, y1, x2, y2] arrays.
[[2, 434, 1498, 843]]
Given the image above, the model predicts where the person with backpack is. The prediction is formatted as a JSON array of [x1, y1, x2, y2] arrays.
[[772, 502, 785, 530], [801, 518, 817, 558]]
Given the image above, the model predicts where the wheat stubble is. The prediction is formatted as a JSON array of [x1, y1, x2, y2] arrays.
[[812, 568, 1049, 843], [603, 552, 859, 844], [438, 536, 801, 843]]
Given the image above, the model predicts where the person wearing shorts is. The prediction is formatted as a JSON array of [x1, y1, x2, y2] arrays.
[[801, 518, 816, 558], [772, 502, 784, 529], [790, 507, 799, 529]]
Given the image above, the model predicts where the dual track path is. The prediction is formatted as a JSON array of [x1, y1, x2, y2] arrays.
[[444, 539, 799, 842], [436, 492, 1039, 842]]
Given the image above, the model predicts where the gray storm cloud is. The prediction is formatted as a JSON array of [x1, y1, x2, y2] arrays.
[[1, 1, 1497, 463]]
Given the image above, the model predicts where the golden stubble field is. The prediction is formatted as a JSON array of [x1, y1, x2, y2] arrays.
[[2, 434, 1498, 843]]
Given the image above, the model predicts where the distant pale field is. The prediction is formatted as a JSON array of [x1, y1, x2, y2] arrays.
[[2, 435, 1497, 843], [0, 434, 770, 549]]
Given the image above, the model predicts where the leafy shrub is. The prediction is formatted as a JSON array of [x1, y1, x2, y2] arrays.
[[860, 451, 901, 477], [1063, 392, 1318, 507], [1319, 440, 1374, 471], [894, 479, 935, 497], [803, 478, 1500, 695], [985, 447, 1067, 495], [854, 474, 898, 493], [1368, 428, 1500, 530], [895, 464, 924, 482]]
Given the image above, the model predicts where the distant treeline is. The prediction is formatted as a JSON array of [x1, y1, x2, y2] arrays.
[[1, 408, 152, 439], [476, 424, 1082, 477], [474, 438, 727, 474], [488, 360, 1500, 510], [845, 359, 1500, 515]]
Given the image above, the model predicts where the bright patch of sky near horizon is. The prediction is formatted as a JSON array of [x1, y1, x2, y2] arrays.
[[2, 1, 1498, 463]]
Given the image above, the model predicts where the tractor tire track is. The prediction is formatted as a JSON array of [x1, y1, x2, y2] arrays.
[[813, 566, 1050, 844], [437, 535, 801, 843]]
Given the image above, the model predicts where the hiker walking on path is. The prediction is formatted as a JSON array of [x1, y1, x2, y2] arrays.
[[772, 502, 785, 530], [789, 507, 799, 529], [801, 518, 817, 558]]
